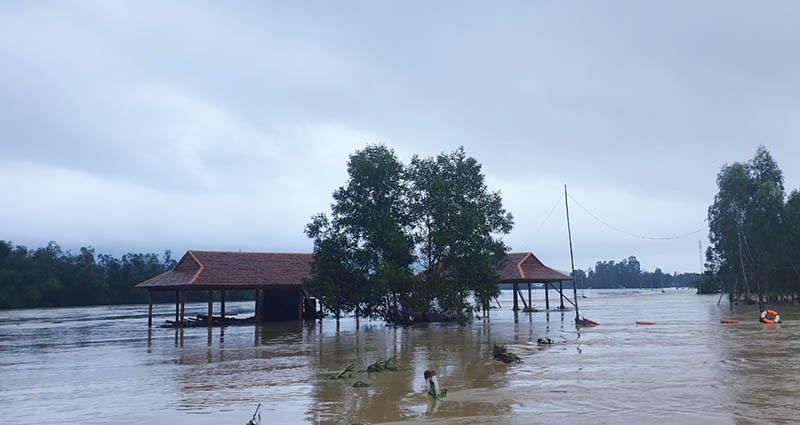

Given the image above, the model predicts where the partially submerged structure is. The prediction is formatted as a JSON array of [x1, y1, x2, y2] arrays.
[[499, 252, 574, 311], [136, 250, 574, 326], [136, 250, 313, 326]]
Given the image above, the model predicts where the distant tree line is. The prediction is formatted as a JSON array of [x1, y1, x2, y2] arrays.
[[305, 145, 513, 325], [0, 241, 179, 309], [573, 256, 700, 289], [699, 146, 800, 304]]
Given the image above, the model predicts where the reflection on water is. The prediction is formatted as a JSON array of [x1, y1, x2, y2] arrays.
[[0, 290, 797, 424]]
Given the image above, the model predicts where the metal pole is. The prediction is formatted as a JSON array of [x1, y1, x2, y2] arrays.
[[565, 184, 580, 319]]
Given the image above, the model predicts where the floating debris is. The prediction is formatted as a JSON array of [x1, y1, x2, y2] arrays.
[[424, 369, 448, 399], [492, 343, 522, 364], [367, 356, 398, 373], [575, 316, 599, 327], [352, 381, 371, 388], [162, 314, 254, 328], [245, 403, 261, 425], [537, 337, 555, 345], [329, 363, 356, 380]]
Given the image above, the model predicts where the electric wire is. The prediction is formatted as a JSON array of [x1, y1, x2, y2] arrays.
[[567, 194, 705, 241], [521, 192, 564, 250]]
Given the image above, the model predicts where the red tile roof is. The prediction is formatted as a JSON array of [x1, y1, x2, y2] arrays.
[[498, 252, 572, 283], [135, 251, 312, 290]]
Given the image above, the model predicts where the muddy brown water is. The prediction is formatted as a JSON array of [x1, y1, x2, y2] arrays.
[[1, 289, 798, 425]]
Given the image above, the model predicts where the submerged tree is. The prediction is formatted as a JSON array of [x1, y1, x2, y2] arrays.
[[706, 145, 799, 303], [304, 145, 513, 324], [408, 147, 513, 319], [304, 145, 414, 322]]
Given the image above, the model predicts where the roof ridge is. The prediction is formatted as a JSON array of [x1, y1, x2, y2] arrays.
[[517, 253, 531, 279], [188, 251, 204, 285]]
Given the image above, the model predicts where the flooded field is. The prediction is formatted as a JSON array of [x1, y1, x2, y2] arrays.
[[1, 289, 798, 425]]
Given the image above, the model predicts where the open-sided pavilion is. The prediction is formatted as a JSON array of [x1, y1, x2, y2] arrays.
[[136, 250, 312, 326], [499, 252, 575, 312]]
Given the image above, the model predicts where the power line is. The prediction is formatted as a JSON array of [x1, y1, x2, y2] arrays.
[[567, 194, 706, 241], [521, 192, 564, 250]]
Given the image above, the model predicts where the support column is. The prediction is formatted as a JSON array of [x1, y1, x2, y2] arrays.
[[545, 283, 550, 310], [527, 283, 532, 310], [220, 290, 226, 325], [207, 290, 213, 327], [512, 283, 519, 311], [297, 290, 303, 321], [148, 290, 153, 327], [175, 291, 180, 323], [254, 289, 262, 322], [179, 291, 185, 327], [559, 282, 565, 309]]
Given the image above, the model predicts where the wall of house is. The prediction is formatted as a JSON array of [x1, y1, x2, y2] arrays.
[[259, 287, 302, 321]]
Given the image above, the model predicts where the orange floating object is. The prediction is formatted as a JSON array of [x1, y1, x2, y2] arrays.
[[760, 309, 781, 324], [636, 321, 656, 325], [720, 319, 739, 324], [576, 317, 599, 326]]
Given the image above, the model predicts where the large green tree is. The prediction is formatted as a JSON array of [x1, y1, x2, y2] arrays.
[[706, 146, 799, 303], [304, 145, 414, 322], [408, 147, 513, 318], [304, 145, 513, 324]]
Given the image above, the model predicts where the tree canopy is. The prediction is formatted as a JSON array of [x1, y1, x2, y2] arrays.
[[574, 256, 698, 290], [305, 145, 513, 324], [701, 146, 800, 302], [0, 241, 177, 309]]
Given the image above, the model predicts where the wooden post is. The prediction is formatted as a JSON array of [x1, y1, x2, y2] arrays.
[[545, 283, 550, 310], [147, 290, 153, 327], [207, 290, 213, 327], [175, 291, 180, 323], [254, 289, 261, 322], [297, 289, 303, 321], [179, 291, 185, 327], [512, 282, 519, 311], [559, 282, 565, 309], [527, 283, 532, 310], [220, 290, 226, 325]]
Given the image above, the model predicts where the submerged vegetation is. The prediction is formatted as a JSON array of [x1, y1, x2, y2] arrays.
[[700, 146, 800, 303], [366, 356, 399, 373], [305, 145, 513, 325], [329, 364, 357, 380]]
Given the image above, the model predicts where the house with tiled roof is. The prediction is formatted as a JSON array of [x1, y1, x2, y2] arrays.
[[136, 250, 313, 325]]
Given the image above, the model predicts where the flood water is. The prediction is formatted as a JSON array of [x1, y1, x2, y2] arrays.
[[1, 289, 798, 425]]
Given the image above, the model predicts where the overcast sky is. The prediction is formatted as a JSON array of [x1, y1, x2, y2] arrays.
[[1, 1, 798, 274]]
